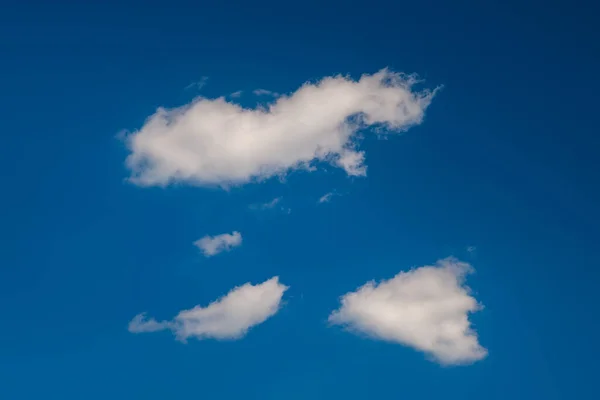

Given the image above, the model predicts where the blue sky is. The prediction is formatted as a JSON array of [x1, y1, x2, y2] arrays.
[[1, 0, 599, 398]]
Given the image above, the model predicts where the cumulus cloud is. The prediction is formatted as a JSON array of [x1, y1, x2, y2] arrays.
[[128, 277, 288, 341], [329, 257, 487, 365], [194, 231, 242, 257], [124, 69, 438, 187]]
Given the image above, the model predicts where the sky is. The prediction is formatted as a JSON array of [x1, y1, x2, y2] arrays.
[[0, 0, 599, 398]]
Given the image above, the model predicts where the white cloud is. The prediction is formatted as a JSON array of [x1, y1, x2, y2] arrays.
[[185, 76, 208, 91], [329, 257, 487, 365], [251, 196, 282, 210], [262, 196, 282, 209], [194, 231, 242, 257], [128, 313, 170, 333], [253, 88, 279, 97], [128, 277, 288, 341], [318, 192, 334, 203], [249, 196, 291, 214], [124, 69, 438, 187]]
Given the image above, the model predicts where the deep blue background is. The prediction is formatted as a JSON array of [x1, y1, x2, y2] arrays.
[[1, 0, 598, 398]]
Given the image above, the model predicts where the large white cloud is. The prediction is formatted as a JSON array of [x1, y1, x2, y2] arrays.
[[329, 257, 487, 365], [194, 231, 242, 257], [128, 276, 288, 341], [124, 69, 438, 187]]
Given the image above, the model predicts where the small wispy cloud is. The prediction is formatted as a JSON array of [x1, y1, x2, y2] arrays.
[[129, 277, 288, 341], [259, 197, 282, 209], [194, 231, 242, 257], [466, 246, 476, 254], [249, 197, 290, 213], [184, 76, 208, 91], [253, 89, 279, 97], [318, 192, 334, 203], [229, 90, 243, 98], [319, 190, 344, 204], [128, 313, 171, 333]]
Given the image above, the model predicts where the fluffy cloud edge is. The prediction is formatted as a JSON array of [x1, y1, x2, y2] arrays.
[[124, 68, 440, 188], [129, 276, 288, 341], [194, 231, 242, 257], [329, 257, 487, 365]]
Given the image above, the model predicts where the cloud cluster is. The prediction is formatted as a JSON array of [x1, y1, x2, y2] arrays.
[[329, 257, 487, 365], [194, 231, 242, 257], [129, 277, 288, 341], [124, 69, 437, 187], [124, 69, 487, 367]]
